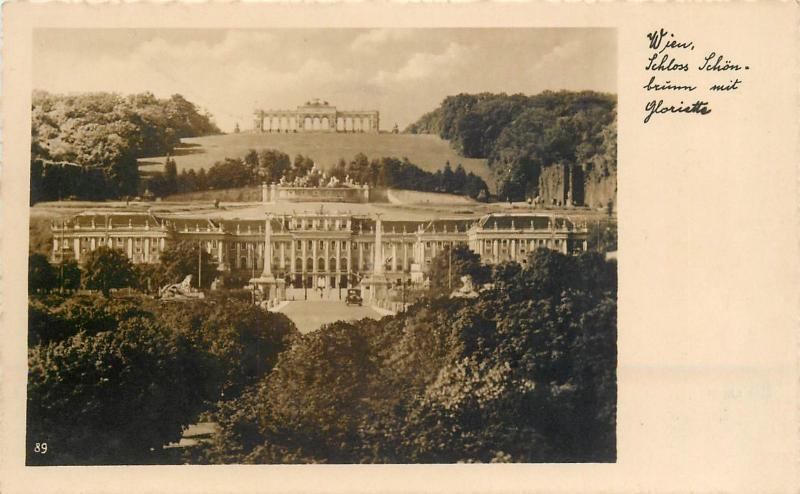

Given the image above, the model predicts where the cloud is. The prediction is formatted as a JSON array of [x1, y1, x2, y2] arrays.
[[370, 42, 471, 85], [34, 29, 615, 132], [350, 29, 414, 53], [527, 39, 585, 76]]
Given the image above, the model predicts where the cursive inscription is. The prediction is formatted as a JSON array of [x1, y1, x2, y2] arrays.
[[644, 100, 711, 124], [643, 29, 749, 124], [699, 52, 749, 71], [643, 76, 697, 92]]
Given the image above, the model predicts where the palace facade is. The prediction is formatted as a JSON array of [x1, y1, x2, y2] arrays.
[[253, 99, 379, 133], [51, 210, 590, 289]]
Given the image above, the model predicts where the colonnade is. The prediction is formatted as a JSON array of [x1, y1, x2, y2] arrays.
[[253, 110, 379, 133]]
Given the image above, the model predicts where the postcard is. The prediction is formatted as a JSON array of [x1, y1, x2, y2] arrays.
[[2, 2, 798, 493]]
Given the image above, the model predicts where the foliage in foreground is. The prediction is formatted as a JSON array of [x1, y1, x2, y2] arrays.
[[27, 318, 215, 465], [201, 249, 617, 463], [27, 297, 298, 464]]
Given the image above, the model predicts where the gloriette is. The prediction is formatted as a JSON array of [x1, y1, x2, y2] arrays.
[[253, 98, 379, 133]]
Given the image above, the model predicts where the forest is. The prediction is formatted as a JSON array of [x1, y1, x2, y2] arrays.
[[30, 91, 220, 203], [406, 91, 617, 202]]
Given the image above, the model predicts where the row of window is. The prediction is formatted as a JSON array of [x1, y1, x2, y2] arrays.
[[55, 237, 163, 250]]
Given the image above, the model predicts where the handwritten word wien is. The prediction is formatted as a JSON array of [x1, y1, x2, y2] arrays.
[[643, 28, 749, 123]]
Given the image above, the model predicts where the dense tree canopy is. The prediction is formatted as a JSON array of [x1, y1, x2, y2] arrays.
[[155, 300, 298, 400], [28, 295, 153, 346], [81, 247, 135, 297], [31, 91, 219, 203], [27, 317, 216, 465], [201, 249, 617, 464], [29, 253, 56, 294], [27, 295, 299, 464], [407, 91, 616, 201]]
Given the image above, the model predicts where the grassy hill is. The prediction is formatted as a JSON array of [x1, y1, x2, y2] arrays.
[[138, 132, 494, 190]]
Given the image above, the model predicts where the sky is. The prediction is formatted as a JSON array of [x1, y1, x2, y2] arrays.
[[33, 28, 616, 133]]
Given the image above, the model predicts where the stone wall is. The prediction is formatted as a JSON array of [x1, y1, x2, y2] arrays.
[[261, 183, 371, 203]]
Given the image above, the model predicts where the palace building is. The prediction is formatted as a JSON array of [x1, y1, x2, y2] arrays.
[[51, 209, 590, 292], [253, 99, 379, 133]]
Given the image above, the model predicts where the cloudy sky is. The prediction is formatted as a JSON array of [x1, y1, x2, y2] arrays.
[[34, 28, 616, 133]]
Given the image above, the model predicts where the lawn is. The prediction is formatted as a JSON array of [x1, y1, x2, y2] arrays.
[[138, 132, 494, 190]]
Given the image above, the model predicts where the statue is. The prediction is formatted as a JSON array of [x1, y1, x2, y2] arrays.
[[450, 274, 479, 299], [158, 274, 205, 300]]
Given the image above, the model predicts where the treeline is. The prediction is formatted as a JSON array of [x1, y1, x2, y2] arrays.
[[199, 248, 617, 463], [30, 91, 219, 203], [147, 150, 489, 200], [406, 91, 616, 201], [29, 240, 219, 299]]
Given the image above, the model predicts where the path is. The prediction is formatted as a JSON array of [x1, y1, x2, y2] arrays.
[[275, 299, 386, 334]]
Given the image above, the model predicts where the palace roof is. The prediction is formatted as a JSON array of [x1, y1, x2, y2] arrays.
[[65, 210, 162, 229]]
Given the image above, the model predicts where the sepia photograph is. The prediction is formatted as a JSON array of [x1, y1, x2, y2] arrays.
[[26, 27, 618, 465]]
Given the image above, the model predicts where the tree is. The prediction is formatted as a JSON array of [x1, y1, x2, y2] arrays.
[[158, 241, 217, 289], [206, 158, 251, 189], [202, 321, 376, 464], [426, 244, 490, 297], [243, 149, 259, 176], [441, 162, 455, 192], [29, 253, 56, 294], [257, 149, 291, 182], [164, 157, 178, 196], [452, 164, 467, 194], [192, 301, 297, 398], [81, 247, 134, 297], [587, 219, 617, 253], [28, 294, 153, 346], [31, 90, 219, 203], [404, 90, 616, 202], [56, 259, 81, 292], [27, 317, 216, 465]]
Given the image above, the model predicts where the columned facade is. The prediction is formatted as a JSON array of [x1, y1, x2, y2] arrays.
[[254, 99, 379, 133], [53, 211, 591, 294]]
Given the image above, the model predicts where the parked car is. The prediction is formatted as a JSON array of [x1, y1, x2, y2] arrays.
[[345, 288, 363, 306]]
